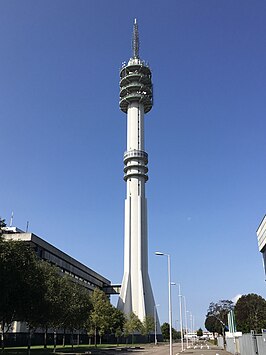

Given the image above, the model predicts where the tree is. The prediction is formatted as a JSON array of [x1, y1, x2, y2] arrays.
[[0, 219, 6, 237], [197, 328, 203, 337], [20, 261, 47, 354], [88, 328, 94, 345], [86, 288, 124, 346], [172, 329, 180, 341], [87, 288, 113, 346], [235, 294, 266, 333], [205, 300, 234, 335], [34, 273, 92, 350], [161, 322, 170, 340], [141, 315, 155, 342], [0, 238, 92, 352], [0, 239, 46, 351], [115, 328, 122, 346], [37, 262, 73, 348], [61, 281, 91, 348], [109, 307, 125, 344], [161, 322, 180, 341], [205, 316, 218, 335], [123, 312, 142, 344], [69, 283, 92, 345]]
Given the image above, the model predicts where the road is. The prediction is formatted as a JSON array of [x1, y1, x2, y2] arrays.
[[135, 343, 232, 355], [85, 343, 232, 355]]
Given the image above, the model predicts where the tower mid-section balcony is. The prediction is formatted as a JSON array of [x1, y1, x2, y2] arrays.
[[123, 149, 148, 165], [123, 150, 148, 182]]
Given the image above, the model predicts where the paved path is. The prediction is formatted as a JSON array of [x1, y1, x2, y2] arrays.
[[135, 343, 232, 355], [76, 343, 232, 355]]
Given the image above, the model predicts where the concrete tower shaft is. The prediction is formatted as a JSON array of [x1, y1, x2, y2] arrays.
[[118, 20, 158, 326]]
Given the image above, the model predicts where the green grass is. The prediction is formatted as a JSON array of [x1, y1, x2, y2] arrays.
[[2, 343, 149, 355]]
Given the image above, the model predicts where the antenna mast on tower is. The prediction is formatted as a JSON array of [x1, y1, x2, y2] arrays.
[[132, 18, 139, 59], [9, 211, 14, 227]]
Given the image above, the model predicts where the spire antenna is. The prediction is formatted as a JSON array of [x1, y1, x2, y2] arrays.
[[10, 211, 14, 227], [132, 18, 139, 59]]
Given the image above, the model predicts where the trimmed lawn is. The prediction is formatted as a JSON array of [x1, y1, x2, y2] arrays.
[[3, 344, 148, 355]]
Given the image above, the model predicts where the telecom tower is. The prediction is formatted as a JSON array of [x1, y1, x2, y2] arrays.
[[118, 20, 158, 324]]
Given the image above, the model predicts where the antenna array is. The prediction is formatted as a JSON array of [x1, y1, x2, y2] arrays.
[[132, 18, 139, 59]]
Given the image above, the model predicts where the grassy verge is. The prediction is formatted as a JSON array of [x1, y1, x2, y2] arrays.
[[2, 343, 150, 355]]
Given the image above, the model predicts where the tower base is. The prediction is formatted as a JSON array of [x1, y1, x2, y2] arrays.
[[117, 271, 161, 334]]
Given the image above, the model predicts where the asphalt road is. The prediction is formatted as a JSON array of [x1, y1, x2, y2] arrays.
[[135, 343, 232, 355], [83, 343, 232, 355]]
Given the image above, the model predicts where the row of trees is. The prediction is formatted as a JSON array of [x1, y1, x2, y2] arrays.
[[0, 228, 156, 351], [205, 295, 266, 335], [88, 289, 156, 345], [0, 234, 92, 350]]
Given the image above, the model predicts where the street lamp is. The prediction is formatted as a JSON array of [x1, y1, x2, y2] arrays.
[[155, 251, 173, 355], [193, 315, 195, 341], [177, 284, 184, 351], [154, 304, 160, 345], [171, 282, 184, 351], [190, 312, 193, 344], [183, 296, 189, 348]]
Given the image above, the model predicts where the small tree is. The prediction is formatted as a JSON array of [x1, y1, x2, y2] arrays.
[[62, 281, 91, 348], [21, 262, 46, 355], [161, 322, 170, 341], [109, 307, 125, 344], [87, 288, 113, 346], [115, 328, 122, 346], [142, 315, 155, 342], [173, 329, 180, 340], [197, 328, 203, 337], [161, 322, 180, 341], [124, 312, 142, 344], [36, 261, 66, 348], [88, 328, 94, 345], [98, 327, 105, 345]]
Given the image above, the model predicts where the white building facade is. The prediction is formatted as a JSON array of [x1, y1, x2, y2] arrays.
[[256, 215, 266, 278]]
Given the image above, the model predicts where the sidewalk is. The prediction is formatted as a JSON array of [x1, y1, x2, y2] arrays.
[[174, 344, 232, 354], [135, 343, 233, 355], [54, 343, 233, 355]]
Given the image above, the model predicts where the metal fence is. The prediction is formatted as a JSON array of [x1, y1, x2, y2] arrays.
[[257, 335, 266, 355], [217, 336, 224, 348], [226, 336, 241, 354], [223, 332, 266, 355]]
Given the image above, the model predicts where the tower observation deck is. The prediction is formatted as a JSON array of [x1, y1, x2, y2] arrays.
[[117, 20, 158, 329]]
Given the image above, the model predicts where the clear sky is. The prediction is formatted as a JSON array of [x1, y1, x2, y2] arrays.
[[1, 0, 266, 330]]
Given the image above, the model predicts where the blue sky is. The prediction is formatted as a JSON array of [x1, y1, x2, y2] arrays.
[[1, 0, 266, 330]]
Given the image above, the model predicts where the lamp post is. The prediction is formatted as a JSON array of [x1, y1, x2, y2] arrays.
[[183, 296, 189, 348], [155, 252, 173, 355], [171, 282, 183, 351], [190, 312, 193, 344], [177, 284, 184, 351], [186, 310, 190, 345], [193, 315, 195, 341], [154, 304, 160, 345]]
